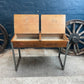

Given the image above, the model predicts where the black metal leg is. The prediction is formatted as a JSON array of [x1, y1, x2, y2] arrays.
[[11, 42, 21, 71], [18, 48, 21, 58], [58, 48, 63, 69], [58, 42, 71, 70], [63, 42, 71, 70]]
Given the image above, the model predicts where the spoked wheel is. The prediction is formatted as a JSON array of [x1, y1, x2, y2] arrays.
[[61, 20, 84, 55], [0, 24, 8, 52]]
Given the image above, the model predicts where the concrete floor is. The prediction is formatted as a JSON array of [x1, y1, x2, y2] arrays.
[[0, 76, 84, 84], [0, 49, 84, 83]]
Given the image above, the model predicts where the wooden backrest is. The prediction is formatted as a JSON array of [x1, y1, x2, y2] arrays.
[[41, 15, 66, 34], [14, 14, 39, 34]]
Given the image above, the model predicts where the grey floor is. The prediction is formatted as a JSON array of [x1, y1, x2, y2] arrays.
[[0, 49, 84, 83]]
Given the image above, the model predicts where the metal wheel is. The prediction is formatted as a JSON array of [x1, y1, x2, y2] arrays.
[[61, 20, 84, 55], [0, 24, 8, 52]]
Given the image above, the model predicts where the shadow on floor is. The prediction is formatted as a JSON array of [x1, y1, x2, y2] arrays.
[[15, 56, 63, 77]]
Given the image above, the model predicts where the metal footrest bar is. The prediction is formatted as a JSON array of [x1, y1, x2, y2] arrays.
[[11, 42, 21, 71], [58, 42, 71, 70]]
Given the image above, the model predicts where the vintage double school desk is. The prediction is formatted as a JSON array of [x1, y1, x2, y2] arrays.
[[11, 14, 70, 71]]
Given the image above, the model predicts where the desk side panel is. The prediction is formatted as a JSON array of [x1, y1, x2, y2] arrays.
[[12, 40, 68, 48]]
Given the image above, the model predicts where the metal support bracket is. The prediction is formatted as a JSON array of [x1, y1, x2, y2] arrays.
[[11, 42, 21, 71], [58, 42, 71, 70]]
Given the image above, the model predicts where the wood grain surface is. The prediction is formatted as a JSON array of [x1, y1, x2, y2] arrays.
[[14, 14, 39, 34], [41, 15, 65, 34]]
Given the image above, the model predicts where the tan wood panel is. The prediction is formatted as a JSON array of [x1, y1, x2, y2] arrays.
[[14, 14, 39, 34], [41, 15, 66, 34], [12, 40, 68, 48]]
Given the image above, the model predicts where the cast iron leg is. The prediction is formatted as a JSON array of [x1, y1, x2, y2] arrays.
[[58, 42, 71, 70], [11, 42, 21, 71]]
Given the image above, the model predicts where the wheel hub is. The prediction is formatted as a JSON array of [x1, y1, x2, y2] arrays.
[[69, 33, 80, 44]]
